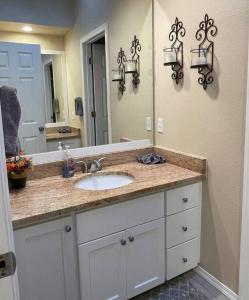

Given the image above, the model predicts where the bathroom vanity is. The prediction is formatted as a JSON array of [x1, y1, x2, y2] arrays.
[[11, 148, 205, 300]]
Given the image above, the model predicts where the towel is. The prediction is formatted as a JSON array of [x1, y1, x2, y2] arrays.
[[0, 86, 21, 155], [75, 97, 83, 116], [137, 153, 166, 164], [53, 98, 60, 114]]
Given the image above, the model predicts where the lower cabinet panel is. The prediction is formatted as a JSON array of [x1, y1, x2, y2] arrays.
[[126, 218, 165, 299], [166, 237, 200, 280], [14, 217, 78, 300], [78, 231, 126, 300], [78, 218, 165, 300]]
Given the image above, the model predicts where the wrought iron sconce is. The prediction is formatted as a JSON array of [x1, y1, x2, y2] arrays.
[[163, 17, 186, 84], [125, 35, 141, 88], [112, 48, 126, 95], [190, 14, 218, 90]]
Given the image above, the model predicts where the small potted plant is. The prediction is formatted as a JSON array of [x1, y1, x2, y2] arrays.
[[6, 153, 32, 189]]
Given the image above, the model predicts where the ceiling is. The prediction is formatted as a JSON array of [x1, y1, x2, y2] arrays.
[[0, 21, 70, 36]]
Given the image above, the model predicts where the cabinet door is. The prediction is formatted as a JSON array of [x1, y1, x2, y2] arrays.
[[78, 232, 126, 300], [14, 217, 78, 300], [125, 218, 165, 299]]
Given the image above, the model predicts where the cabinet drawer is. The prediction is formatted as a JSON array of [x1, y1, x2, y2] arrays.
[[166, 238, 200, 280], [76, 192, 164, 244], [166, 207, 201, 248], [166, 182, 202, 216]]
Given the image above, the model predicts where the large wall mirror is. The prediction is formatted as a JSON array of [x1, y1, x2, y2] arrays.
[[0, 0, 153, 155]]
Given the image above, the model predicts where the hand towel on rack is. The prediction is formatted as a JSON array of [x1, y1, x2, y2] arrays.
[[0, 86, 21, 155], [53, 98, 60, 114], [75, 97, 83, 116]]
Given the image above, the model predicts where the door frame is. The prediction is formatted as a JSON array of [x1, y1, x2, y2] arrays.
[[239, 37, 249, 300], [41, 50, 69, 128], [80, 23, 112, 146], [0, 105, 20, 300]]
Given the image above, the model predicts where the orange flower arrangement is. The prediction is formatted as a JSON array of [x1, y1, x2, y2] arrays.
[[6, 152, 32, 176]]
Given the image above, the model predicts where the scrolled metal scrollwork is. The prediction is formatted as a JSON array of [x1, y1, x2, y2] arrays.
[[194, 14, 218, 90], [130, 35, 141, 88], [117, 47, 126, 94], [166, 17, 186, 84]]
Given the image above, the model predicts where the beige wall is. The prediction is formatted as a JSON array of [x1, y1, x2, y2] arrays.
[[64, 0, 153, 144], [154, 0, 249, 292], [0, 31, 65, 51]]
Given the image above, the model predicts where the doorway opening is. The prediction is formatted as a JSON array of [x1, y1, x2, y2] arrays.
[[81, 24, 112, 147], [43, 60, 56, 123]]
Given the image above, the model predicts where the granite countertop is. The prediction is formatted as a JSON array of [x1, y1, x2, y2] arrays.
[[45, 127, 81, 141], [10, 161, 204, 229]]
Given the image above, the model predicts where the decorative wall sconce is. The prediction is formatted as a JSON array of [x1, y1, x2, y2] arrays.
[[163, 17, 186, 84], [112, 47, 126, 95], [112, 35, 142, 94], [125, 35, 141, 88], [190, 14, 218, 90]]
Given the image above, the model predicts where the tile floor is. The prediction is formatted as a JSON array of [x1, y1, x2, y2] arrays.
[[132, 271, 229, 300]]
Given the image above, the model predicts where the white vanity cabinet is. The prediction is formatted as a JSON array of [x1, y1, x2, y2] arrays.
[[14, 217, 79, 300], [165, 182, 202, 280], [77, 193, 165, 300], [13, 181, 202, 300]]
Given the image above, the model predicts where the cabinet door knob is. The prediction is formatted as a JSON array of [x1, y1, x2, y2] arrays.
[[65, 225, 72, 233], [128, 236, 134, 242], [182, 197, 188, 203], [182, 226, 188, 232], [39, 126, 45, 133], [120, 239, 126, 246], [182, 257, 188, 263]]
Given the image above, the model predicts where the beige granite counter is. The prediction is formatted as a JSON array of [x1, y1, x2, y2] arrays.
[[45, 126, 81, 141], [10, 161, 205, 229]]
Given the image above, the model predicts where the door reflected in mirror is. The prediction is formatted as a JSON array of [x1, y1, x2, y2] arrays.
[[0, 0, 153, 156], [42, 54, 68, 124]]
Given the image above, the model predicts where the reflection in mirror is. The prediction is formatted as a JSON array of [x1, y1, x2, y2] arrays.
[[42, 54, 66, 124], [0, 0, 153, 156]]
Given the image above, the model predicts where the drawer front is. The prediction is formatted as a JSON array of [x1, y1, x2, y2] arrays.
[[166, 238, 200, 280], [166, 182, 202, 216], [76, 192, 164, 244], [166, 207, 201, 248]]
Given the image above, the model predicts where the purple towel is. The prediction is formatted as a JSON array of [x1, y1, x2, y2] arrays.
[[0, 86, 21, 155]]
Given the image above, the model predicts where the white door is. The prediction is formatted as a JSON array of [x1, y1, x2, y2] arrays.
[[92, 44, 109, 145], [14, 217, 78, 300], [125, 219, 165, 299], [0, 41, 46, 154], [0, 108, 20, 300], [78, 231, 126, 300]]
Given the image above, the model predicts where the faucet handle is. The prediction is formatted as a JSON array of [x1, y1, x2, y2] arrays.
[[75, 160, 88, 173], [97, 157, 106, 163]]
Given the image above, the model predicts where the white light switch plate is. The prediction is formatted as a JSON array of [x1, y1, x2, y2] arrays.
[[157, 118, 164, 133], [146, 117, 152, 131]]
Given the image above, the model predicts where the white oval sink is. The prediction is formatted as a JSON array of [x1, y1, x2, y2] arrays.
[[74, 172, 134, 191]]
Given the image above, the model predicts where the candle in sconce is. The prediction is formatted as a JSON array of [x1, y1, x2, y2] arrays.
[[125, 60, 136, 73], [191, 49, 207, 67], [112, 70, 122, 81], [164, 48, 177, 65]]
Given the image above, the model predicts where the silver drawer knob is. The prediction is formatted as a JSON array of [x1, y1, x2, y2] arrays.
[[182, 226, 188, 232], [182, 257, 188, 263], [128, 236, 134, 242], [120, 239, 126, 246], [65, 225, 72, 233], [182, 197, 188, 203]]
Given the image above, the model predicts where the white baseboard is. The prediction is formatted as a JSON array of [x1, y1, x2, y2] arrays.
[[194, 266, 238, 300]]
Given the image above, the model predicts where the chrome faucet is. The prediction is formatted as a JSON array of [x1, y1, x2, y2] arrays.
[[75, 160, 88, 173], [89, 157, 106, 173], [76, 157, 106, 173]]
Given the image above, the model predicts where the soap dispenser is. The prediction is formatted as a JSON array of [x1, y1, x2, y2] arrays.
[[62, 145, 75, 178]]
